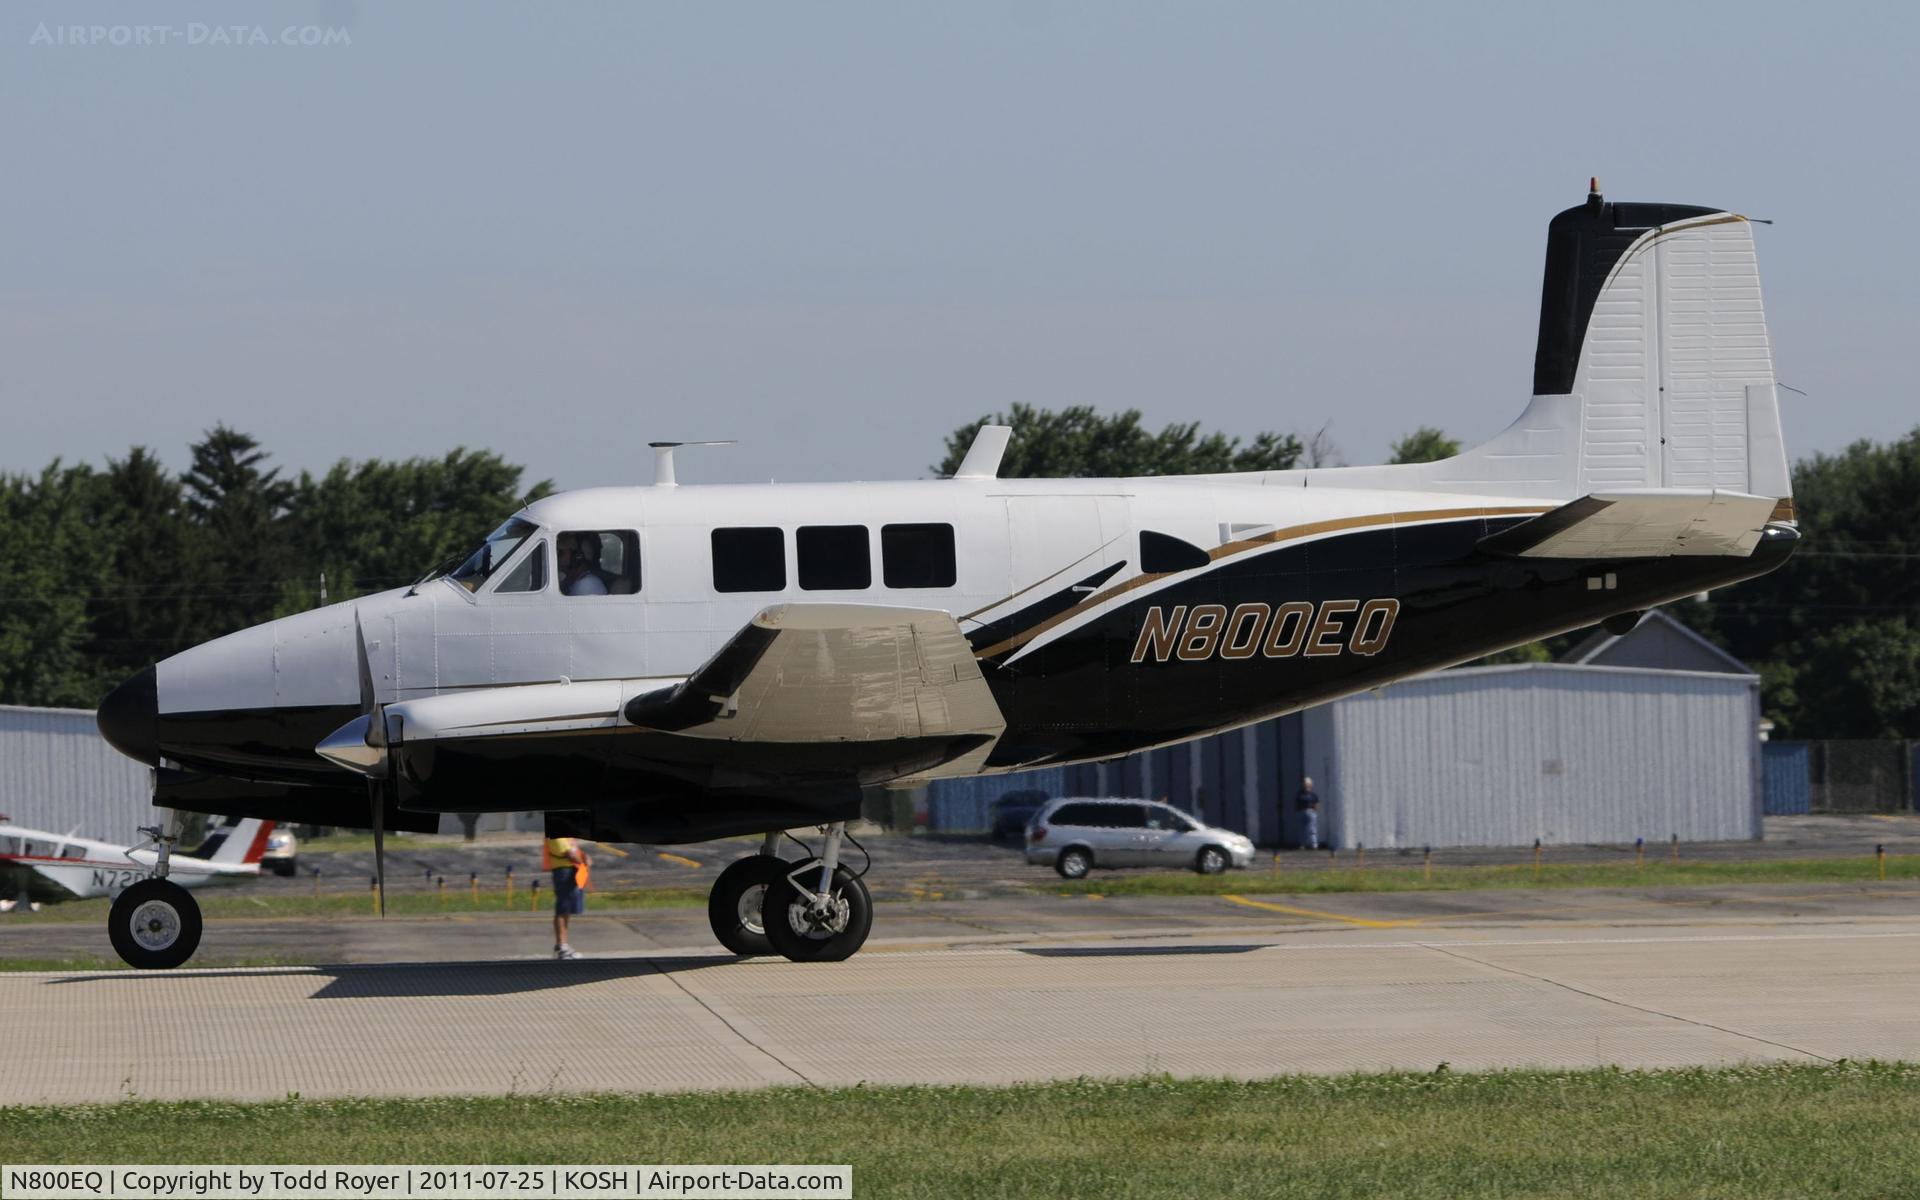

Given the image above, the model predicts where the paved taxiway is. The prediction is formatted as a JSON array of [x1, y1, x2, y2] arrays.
[[3, 883, 1918, 1104]]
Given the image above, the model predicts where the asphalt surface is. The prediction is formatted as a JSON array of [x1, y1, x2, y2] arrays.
[[3, 816, 1918, 1103], [2, 884, 1917, 1103]]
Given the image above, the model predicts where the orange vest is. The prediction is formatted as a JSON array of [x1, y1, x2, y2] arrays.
[[543, 838, 589, 890]]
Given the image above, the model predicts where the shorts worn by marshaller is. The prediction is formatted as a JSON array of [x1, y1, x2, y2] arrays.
[[552, 866, 585, 915]]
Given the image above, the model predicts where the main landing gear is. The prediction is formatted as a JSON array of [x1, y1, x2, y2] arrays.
[[705, 823, 873, 962], [107, 821, 202, 970]]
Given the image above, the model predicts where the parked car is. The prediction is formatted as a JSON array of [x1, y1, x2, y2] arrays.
[[262, 827, 299, 877], [1025, 798, 1256, 878], [990, 789, 1052, 840]]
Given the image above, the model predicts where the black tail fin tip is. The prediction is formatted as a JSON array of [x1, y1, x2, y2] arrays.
[[1532, 190, 1719, 396]]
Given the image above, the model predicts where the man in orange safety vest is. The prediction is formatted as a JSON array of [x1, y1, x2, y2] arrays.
[[543, 835, 591, 960]]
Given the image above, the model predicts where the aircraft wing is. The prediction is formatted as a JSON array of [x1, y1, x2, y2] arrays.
[[1478, 490, 1781, 559], [382, 604, 1005, 784]]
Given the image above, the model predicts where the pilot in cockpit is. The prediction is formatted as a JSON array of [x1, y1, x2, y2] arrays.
[[558, 533, 609, 596]]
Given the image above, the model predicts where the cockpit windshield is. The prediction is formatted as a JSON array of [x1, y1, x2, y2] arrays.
[[446, 517, 537, 593]]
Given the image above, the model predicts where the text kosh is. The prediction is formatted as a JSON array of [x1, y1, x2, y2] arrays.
[[1129, 599, 1400, 663]]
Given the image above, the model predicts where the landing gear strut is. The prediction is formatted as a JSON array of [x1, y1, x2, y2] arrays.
[[707, 824, 873, 962], [764, 822, 872, 963], [107, 819, 202, 969]]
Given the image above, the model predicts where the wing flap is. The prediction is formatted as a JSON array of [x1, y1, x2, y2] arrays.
[[1480, 490, 1780, 559]]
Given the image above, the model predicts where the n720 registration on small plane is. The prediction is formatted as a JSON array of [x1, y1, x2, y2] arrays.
[[96, 185, 1799, 967]]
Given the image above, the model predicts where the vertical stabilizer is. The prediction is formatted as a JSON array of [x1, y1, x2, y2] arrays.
[[1532, 184, 1789, 500], [1222, 185, 1793, 511], [191, 818, 273, 864]]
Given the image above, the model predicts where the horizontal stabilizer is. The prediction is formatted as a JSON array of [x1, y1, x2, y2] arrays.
[[1479, 490, 1780, 559]]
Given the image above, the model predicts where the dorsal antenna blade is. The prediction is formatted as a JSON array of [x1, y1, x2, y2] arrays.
[[649, 440, 735, 488], [953, 425, 1012, 480]]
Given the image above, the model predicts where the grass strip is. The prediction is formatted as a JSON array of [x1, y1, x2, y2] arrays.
[[3, 1064, 1917, 1198], [1047, 855, 1920, 896]]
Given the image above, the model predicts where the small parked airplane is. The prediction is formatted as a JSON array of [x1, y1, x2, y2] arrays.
[[0, 817, 271, 954], [95, 184, 1798, 968]]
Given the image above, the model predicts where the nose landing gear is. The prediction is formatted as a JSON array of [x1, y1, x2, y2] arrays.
[[705, 824, 873, 962], [107, 822, 201, 970]]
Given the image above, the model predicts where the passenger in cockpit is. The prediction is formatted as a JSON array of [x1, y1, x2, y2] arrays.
[[559, 533, 609, 596]]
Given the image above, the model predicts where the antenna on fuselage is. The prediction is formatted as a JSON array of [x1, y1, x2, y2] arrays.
[[649, 441, 735, 488], [952, 425, 1012, 480]]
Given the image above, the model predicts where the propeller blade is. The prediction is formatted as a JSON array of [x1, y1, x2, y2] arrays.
[[370, 781, 386, 919], [354, 610, 377, 717], [330, 609, 389, 774]]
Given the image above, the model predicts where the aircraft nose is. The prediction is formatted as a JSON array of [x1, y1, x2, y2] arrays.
[[97, 664, 159, 765]]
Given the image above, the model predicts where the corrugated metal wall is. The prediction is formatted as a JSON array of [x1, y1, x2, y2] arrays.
[[0, 706, 156, 839], [1762, 741, 1812, 815], [1323, 665, 1761, 849]]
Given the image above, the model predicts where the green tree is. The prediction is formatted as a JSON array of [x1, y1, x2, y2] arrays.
[[935, 404, 1302, 478], [1773, 620, 1920, 739], [84, 447, 202, 678], [1388, 426, 1461, 465], [180, 425, 296, 643], [0, 463, 116, 706]]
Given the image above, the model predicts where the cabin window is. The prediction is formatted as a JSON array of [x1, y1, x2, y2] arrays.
[[559, 531, 640, 596], [881, 523, 956, 588], [447, 517, 537, 592], [493, 542, 547, 594], [60, 843, 86, 859], [797, 525, 871, 591], [712, 527, 787, 592]]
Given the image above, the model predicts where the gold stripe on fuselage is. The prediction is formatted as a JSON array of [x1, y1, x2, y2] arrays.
[[970, 504, 1550, 661]]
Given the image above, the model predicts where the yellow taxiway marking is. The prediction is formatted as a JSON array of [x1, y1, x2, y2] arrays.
[[1221, 894, 1425, 928], [656, 852, 702, 868], [588, 841, 631, 858]]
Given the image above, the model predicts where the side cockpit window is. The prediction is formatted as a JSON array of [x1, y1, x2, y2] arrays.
[[560, 531, 640, 596], [449, 517, 537, 593], [493, 541, 547, 594]]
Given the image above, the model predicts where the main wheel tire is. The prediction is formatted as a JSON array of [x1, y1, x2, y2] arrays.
[[1055, 847, 1093, 880], [107, 879, 202, 970], [763, 859, 873, 963], [1195, 846, 1229, 875], [708, 855, 789, 957]]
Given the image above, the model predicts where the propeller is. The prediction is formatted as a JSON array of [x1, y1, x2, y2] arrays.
[[316, 611, 390, 917], [355, 613, 389, 918]]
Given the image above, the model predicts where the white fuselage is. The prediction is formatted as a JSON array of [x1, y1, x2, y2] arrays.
[[156, 475, 1540, 716]]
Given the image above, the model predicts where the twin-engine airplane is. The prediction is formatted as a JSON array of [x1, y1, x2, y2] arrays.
[[95, 185, 1798, 968]]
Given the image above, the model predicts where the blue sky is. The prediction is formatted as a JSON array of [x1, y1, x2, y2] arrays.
[[2, 1, 1914, 491]]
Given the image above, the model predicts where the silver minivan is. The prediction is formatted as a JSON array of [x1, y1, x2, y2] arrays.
[[1025, 798, 1257, 879]]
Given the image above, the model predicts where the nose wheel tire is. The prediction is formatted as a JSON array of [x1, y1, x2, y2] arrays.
[[707, 855, 791, 957], [107, 879, 202, 970], [763, 859, 872, 963], [1195, 846, 1229, 875]]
